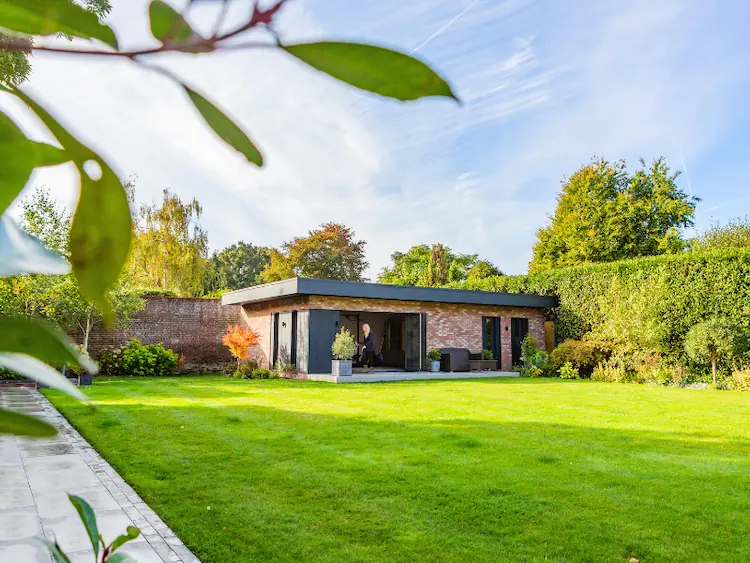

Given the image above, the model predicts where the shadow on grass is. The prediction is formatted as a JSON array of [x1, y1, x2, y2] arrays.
[[45, 382, 750, 563]]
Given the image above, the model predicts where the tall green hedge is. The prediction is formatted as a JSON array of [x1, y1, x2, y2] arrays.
[[451, 249, 750, 360]]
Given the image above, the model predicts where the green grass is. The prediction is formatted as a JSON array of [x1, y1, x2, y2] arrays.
[[44, 376, 750, 562]]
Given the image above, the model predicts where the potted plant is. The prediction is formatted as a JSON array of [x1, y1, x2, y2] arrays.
[[427, 348, 442, 373], [331, 328, 358, 376]]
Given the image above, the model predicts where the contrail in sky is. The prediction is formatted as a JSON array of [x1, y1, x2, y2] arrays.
[[409, 0, 483, 55]]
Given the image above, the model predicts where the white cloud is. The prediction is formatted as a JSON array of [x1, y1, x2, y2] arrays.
[[3, 0, 749, 279]]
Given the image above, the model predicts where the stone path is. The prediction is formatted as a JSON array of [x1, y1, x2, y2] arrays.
[[0, 388, 200, 563]]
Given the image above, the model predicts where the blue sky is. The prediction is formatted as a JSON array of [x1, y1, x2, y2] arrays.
[[5, 0, 750, 277]]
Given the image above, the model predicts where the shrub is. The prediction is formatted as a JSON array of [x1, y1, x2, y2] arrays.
[[518, 336, 550, 377], [97, 346, 122, 376], [559, 361, 579, 379], [251, 368, 277, 380], [332, 328, 358, 360], [233, 358, 260, 379], [98, 339, 178, 377], [450, 248, 750, 364], [550, 340, 610, 378], [729, 369, 750, 391], [223, 324, 261, 370], [427, 348, 441, 362], [481, 349, 494, 360]]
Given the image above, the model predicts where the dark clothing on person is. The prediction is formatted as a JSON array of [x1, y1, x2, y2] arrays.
[[362, 330, 376, 368], [364, 332, 375, 352], [362, 349, 376, 368]]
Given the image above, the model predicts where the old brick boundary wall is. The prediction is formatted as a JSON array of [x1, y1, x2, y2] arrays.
[[85, 297, 243, 372]]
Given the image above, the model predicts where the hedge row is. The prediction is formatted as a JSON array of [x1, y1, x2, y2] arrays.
[[451, 249, 750, 360]]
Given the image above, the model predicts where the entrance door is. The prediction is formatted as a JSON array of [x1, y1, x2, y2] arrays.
[[511, 317, 529, 366], [482, 317, 501, 362], [274, 311, 296, 368], [404, 313, 425, 371]]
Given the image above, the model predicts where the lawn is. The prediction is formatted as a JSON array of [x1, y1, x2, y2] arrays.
[[44, 376, 750, 562]]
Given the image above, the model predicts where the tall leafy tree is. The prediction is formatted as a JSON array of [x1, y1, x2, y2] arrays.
[[466, 259, 502, 281], [530, 158, 698, 272], [204, 241, 270, 293], [127, 188, 209, 296], [2, 186, 143, 350], [260, 223, 368, 283], [18, 186, 71, 256], [379, 244, 480, 287]]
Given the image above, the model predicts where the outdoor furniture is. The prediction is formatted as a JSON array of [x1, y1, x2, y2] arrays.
[[470, 359, 498, 371], [439, 348, 471, 372]]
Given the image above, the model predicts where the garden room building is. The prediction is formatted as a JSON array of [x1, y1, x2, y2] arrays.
[[222, 278, 555, 377]]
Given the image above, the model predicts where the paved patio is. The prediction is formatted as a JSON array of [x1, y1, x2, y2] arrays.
[[0, 388, 200, 563], [307, 370, 520, 383]]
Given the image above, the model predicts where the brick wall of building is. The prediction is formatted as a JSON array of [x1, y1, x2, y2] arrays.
[[86, 297, 244, 372], [240, 295, 546, 372]]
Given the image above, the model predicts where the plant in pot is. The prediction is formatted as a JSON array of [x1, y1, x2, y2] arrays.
[[427, 348, 442, 373], [331, 328, 358, 376]]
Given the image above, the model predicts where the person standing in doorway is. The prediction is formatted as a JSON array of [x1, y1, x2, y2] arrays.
[[362, 323, 375, 374]]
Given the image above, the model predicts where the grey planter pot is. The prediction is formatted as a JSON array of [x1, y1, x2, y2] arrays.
[[78, 374, 93, 386], [430, 360, 441, 373], [332, 359, 353, 376]]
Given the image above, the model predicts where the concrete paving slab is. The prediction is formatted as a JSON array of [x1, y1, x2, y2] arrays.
[[0, 388, 201, 563]]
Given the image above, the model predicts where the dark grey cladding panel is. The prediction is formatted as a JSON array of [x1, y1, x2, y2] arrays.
[[223, 277, 557, 309]]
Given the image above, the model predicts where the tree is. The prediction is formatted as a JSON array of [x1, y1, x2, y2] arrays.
[[260, 223, 368, 283], [378, 244, 479, 287], [127, 188, 209, 296], [7, 187, 144, 349], [530, 158, 698, 272], [18, 186, 71, 256], [204, 241, 270, 294], [0, 0, 111, 86], [466, 260, 502, 281], [222, 324, 260, 370], [684, 319, 748, 385], [691, 218, 750, 252]]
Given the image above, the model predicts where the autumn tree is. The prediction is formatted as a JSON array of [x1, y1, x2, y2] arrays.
[[127, 188, 209, 296], [222, 324, 260, 370], [530, 158, 698, 272], [204, 241, 270, 294], [379, 244, 481, 287], [260, 223, 368, 283]]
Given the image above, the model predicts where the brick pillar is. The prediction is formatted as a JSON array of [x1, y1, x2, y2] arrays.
[[500, 316, 512, 371]]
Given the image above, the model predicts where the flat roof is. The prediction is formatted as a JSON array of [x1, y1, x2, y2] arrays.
[[221, 277, 557, 309]]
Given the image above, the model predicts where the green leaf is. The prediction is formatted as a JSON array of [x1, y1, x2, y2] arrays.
[[108, 553, 137, 563], [9, 88, 133, 321], [68, 494, 99, 558], [0, 353, 88, 402], [32, 141, 69, 167], [0, 111, 69, 215], [0, 406, 57, 437], [283, 41, 458, 102], [0, 0, 117, 47], [0, 316, 98, 373], [184, 85, 263, 166], [109, 526, 141, 553], [0, 215, 70, 276], [37, 537, 72, 563], [149, 0, 195, 43]]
